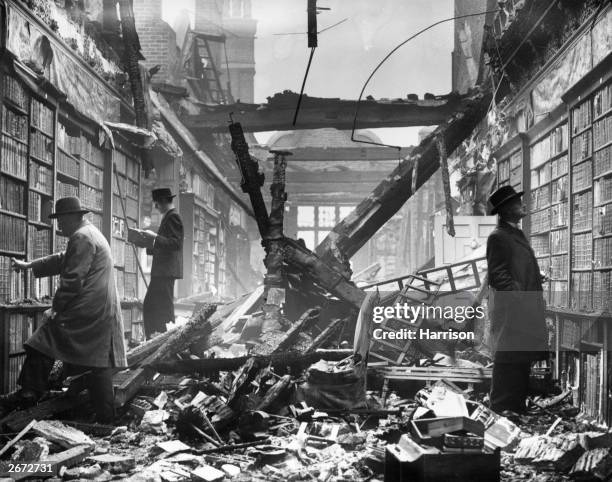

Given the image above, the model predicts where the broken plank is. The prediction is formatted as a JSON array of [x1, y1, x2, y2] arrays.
[[0, 419, 36, 458], [305, 317, 346, 353], [113, 367, 154, 408], [0, 393, 89, 432], [272, 307, 321, 354], [255, 374, 292, 412]]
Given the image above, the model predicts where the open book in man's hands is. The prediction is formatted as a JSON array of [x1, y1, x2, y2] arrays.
[[128, 228, 150, 248]]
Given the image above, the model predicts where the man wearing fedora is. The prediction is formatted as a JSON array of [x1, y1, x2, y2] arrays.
[[136, 188, 184, 339], [486, 185, 548, 415], [0, 197, 127, 422]]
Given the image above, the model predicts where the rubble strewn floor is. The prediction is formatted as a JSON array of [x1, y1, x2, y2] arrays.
[[0, 364, 609, 481]]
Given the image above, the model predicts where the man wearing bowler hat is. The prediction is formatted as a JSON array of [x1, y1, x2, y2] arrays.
[[137, 188, 184, 339], [0, 197, 127, 422], [486, 185, 549, 415]]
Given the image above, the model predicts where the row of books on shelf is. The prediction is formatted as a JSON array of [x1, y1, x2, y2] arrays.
[[571, 272, 593, 311], [594, 84, 612, 118], [1, 135, 28, 180], [594, 237, 612, 267], [82, 162, 104, 189], [572, 131, 592, 164], [2, 76, 28, 110], [551, 230, 568, 254], [7, 312, 36, 354], [2, 104, 28, 141], [531, 124, 568, 167], [593, 115, 612, 150], [594, 206, 612, 235], [31, 130, 54, 164], [573, 102, 591, 134], [0, 213, 26, 253], [571, 232, 592, 269], [57, 179, 79, 198], [30, 99, 54, 137], [114, 268, 138, 300], [594, 176, 612, 206], [29, 277, 51, 300], [573, 192, 593, 230], [550, 254, 568, 278], [27, 225, 51, 260], [0, 176, 25, 214], [80, 184, 104, 211], [28, 191, 51, 223], [581, 351, 602, 419], [594, 145, 612, 176], [113, 150, 140, 179], [0, 256, 25, 303], [5, 355, 25, 392], [29, 162, 53, 195], [57, 149, 79, 178], [572, 160, 592, 192], [593, 271, 612, 310], [531, 234, 549, 256]]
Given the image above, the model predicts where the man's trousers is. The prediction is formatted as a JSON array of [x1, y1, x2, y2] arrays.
[[18, 347, 115, 423], [143, 276, 175, 339], [490, 361, 532, 413]]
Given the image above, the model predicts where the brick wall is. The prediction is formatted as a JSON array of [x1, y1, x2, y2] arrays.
[[133, 0, 177, 83]]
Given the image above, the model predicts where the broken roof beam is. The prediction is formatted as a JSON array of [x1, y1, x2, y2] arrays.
[[314, 87, 493, 275], [180, 91, 469, 132]]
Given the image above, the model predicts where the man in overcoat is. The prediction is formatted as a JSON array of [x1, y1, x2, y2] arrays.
[[486, 185, 548, 414], [0, 197, 127, 422], [139, 188, 184, 339]]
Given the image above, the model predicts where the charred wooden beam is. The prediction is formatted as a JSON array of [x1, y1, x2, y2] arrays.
[[283, 238, 366, 308], [181, 91, 469, 132], [263, 151, 290, 320], [229, 121, 270, 238], [314, 87, 493, 275]]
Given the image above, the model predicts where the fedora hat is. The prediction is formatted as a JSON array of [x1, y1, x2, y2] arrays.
[[49, 197, 90, 218], [152, 188, 176, 202], [488, 185, 524, 215]]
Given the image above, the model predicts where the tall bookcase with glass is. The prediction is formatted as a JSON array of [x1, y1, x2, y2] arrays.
[[529, 123, 569, 307]]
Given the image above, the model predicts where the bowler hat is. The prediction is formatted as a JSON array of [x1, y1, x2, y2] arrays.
[[49, 197, 90, 218], [152, 188, 176, 202], [488, 185, 524, 215]]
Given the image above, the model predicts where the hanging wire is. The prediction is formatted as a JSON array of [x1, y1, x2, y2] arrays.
[[274, 18, 349, 36], [292, 47, 317, 126], [350, 8, 501, 151]]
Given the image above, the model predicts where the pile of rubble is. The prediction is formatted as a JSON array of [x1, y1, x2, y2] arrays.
[[0, 300, 611, 481]]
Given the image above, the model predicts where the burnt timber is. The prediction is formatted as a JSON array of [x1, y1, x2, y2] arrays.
[[180, 90, 470, 132]]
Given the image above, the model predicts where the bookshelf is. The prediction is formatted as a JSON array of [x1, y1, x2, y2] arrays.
[[112, 147, 143, 341], [178, 192, 220, 299], [529, 123, 569, 307], [592, 81, 612, 312], [0, 73, 55, 302], [0, 307, 47, 392], [569, 96, 594, 312]]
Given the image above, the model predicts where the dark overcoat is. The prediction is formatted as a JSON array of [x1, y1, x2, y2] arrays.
[[25, 221, 127, 368], [486, 221, 548, 363], [147, 208, 184, 279]]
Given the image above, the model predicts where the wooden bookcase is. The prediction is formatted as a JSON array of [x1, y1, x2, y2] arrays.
[[178, 191, 221, 299], [529, 122, 570, 308], [0, 68, 146, 390]]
